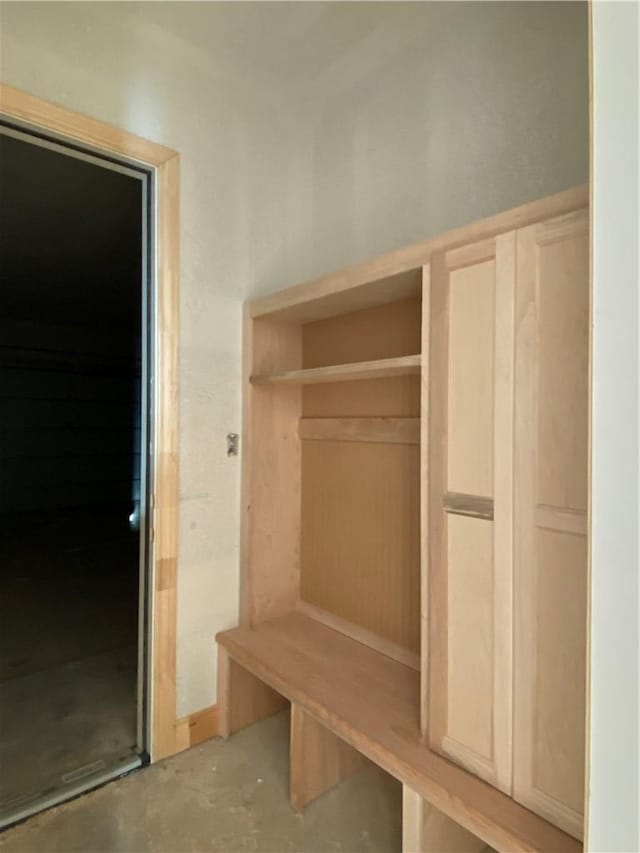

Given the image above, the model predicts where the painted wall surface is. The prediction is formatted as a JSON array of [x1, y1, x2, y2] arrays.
[[590, 3, 640, 850], [250, 0, 589, 292], [0, 1, 305, 716], [1, 2, 589, 718]]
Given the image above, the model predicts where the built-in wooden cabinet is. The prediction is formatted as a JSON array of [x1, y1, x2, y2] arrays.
[[217, 187, 589, 853], [425, 210, 589, 840]]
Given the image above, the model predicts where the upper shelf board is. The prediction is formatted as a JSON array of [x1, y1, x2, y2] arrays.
[[250, 354, 421, 386]]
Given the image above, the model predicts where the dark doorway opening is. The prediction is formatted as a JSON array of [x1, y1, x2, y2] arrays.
[[0, 128, 149, 823]]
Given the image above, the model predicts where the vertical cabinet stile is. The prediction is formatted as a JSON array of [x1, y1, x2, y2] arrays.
[[420, 264, 431, 739]]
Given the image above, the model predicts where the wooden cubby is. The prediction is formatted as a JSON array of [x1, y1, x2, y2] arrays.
[[217, 186, 589, 853]]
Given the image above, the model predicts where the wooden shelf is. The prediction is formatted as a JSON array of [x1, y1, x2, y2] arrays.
[[250, 354, 421, 386], [217, 612, 581, 853]]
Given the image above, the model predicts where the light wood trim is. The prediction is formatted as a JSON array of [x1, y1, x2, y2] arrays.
[[446, 238, 497, 271], [536, 208, 589, 244], [152, 152, 180, 761], [217, 645, 287, 738], [491, 230, 516, 794], [0, 86, 180, 763], [217, 645, 231, 738], [218, 613, 581, 853], [296, 601, 420, 671], [426, 252, 449, 744], [244, 317, 302, 624], [175, 704, 219, 750], [251, 354, 421, 386], [443, 493, 494, 520], [249, 187, 588, 323], [290, 702, 366, 811], [299, 416, 420, 445], [403, 786, 490, 853], [0, 83, 176, 165], [419, 265, 431, 737], [536, 506, 588, 536]]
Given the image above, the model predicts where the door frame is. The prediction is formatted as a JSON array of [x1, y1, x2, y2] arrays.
[[0, 83, 180, 761]]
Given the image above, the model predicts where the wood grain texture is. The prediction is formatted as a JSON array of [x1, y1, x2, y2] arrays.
[[299, 417, 420, 445], [429, 236, 515, 794], [426, 253, 449, 744], [299, 297, 421, 655], [419, 265, 431, 738], [249, 187, 588, 323], [290, 702, 367, 811], [297, 601, 420, 671], [300, 439, 420, 653], [251, 354, 421, 386], [217, 645, 287, 738], [0, 83, 177, 165], [302, 298, 421, 418], [217, 613, 581, 853], [302, 298, 421, 367], [244, 317, 302, 624], [447, 258, 495, 496], [403, 786, 491, 853], [444, 515, 495, 780], [152, 152, 181, 760], [513, 212, 589, 840], [175, 704, 219, 750]]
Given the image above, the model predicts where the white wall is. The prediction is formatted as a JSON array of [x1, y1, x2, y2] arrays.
[[0, 1, 306, 717], [256, 0, 589, 292], [589, 3, 640, 850]]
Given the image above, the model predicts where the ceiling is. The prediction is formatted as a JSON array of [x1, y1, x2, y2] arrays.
[[128, 2, 414, 87], [0, 132, 142, 331]]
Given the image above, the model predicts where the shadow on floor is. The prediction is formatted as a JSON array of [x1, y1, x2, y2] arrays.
[[0, 507, 139, 811], [0, 712, 402, 853]]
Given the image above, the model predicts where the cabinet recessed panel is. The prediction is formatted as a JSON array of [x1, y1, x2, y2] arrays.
[[447, 260, 495, 498], [534, 528, 587, 814], [446, 514, 494, 765], [537, 234, 589, 512]]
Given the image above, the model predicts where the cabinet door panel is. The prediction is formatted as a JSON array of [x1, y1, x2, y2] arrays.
[[427, 234, 515, 794], [513, 210, 588, 840]]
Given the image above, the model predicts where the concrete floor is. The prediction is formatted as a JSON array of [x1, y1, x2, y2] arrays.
[[0, 508, 139, 812], [0, 713, 402, 853], [0, 645, 137, 808]]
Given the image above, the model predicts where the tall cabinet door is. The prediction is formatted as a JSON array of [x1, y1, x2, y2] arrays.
[[513, 209, 589, 840], [426, 234, 516, 794]]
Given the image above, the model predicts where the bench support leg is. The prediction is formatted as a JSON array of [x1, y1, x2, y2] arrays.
[[217, 646, 287, 738], [289, 702, 366, 811], [402, 786, 491, 853]]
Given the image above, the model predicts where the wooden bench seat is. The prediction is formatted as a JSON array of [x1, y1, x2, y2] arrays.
[[216, 612, 581, 853]]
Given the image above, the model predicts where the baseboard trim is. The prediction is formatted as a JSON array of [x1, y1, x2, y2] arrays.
[[174, 704, 219, 752]]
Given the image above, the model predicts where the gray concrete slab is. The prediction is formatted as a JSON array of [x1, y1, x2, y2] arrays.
[[0, 712, 402, 853]]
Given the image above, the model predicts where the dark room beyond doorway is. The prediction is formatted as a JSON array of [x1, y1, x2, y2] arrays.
[[0, 128, 148, 824]]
